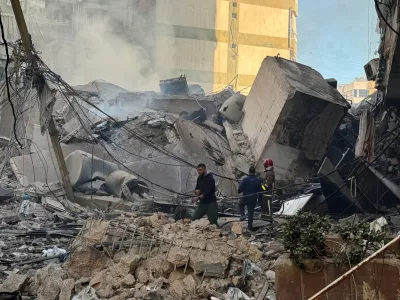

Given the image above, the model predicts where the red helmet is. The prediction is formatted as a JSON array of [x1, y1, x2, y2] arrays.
[[263, 158, 273, 167]]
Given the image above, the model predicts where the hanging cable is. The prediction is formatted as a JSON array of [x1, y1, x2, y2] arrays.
[[374, 0, 400, 36], [0, 15, 23, 148]]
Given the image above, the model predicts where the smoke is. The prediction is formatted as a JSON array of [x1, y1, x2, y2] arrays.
[[51, 21, 160, 91], [29, 1, 165, 92]]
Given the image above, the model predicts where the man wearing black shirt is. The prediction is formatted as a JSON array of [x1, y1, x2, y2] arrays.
[[191, 163, 218, 226]]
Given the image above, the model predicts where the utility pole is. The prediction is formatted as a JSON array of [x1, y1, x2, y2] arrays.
[[10, 0, 75, 203]]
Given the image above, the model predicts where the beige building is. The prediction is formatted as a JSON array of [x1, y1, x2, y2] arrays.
[[337, 77, 375, 104], [128, 0, 298, 92]]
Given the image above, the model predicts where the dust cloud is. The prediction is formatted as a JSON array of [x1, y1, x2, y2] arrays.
[[50, 21, 160, 91], [30, 1, 166, 92]]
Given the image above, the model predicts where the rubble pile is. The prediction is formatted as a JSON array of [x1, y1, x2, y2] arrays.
[[0, 213, 284, 300]]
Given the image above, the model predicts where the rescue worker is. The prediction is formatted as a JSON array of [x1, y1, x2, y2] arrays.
[[261, 158, 275, 215], [191, 163, 219, 226], [238, 166, 263, 231]]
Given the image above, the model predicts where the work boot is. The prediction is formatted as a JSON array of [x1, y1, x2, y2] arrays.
[[248, 227, 256, 233]]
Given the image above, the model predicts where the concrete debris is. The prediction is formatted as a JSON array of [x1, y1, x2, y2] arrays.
[[159, 75, 189, 95], [219, 93, 246, 123], [3, 41, 400, 300], [64, 246, 114, 279], [370, 217, 388, 232], [72, 286, 99, 300], [265, 270, 276, 283], [65, 150, 119, 187], [224, 287, 251, 300], [116, 253, 141, 275], [104, 170, 149, 200], [41, 197, 66, 212], [0, 212, 281, 299], [242, 56, 350, 179], [34, 264, 68, 300], [231, 222, 243, 235], [0, 274, 28, 293], [59, 279, 75, 300]]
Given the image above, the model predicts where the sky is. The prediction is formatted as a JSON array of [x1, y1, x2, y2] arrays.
[[297, 0, 380, 85]]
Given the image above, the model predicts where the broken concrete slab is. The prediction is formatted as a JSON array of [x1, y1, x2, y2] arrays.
[[89, 269, 122, 299], [41, 197, 65, 212], [219, 93, 246, 122], [0, 273, 28, 293], [64, 246, 114, 279], [121, 274, 136, 288], [65, 150, 120, 187], [169, 274, 197, 299], [167, 246, 189, 267], [160, 75, 189, 95], [115, 253, 141, 275], [189, 249, 230, 278], [143, 254, 174, 276], [59, 278, 75, 300], [35, 264, 68, 300], [231, 222, 243, 235], [248, 245, 262, 262], [0, 187, 13, 201], [242, 57, 350, 180], [9, 150, 61, 186], [203, 119, 224, 133], [104, 170, 149, 200], [0, 210, 19, 223], [223, 121, 240, 154], [74, 194, 134, 211]]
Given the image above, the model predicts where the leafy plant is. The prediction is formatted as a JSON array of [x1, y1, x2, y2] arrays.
[[282, 212, 331, 268], [333, 221, 385, 265]]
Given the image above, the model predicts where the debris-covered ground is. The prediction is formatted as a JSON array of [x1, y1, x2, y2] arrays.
[[0, 208, 283, 300]]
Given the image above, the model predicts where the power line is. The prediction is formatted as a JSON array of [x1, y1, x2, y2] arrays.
[[56, 86, 194, 198], [0, 15, 22, 148], [312, 126, 400, 212], [374, 0, 400, 36], [29, 55, 400, 205]]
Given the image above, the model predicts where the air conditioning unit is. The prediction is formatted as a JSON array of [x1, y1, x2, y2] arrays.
[[364, 58, 379, 81]]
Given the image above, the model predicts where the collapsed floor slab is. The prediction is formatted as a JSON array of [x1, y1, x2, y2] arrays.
[[241, 57, 350, 180]]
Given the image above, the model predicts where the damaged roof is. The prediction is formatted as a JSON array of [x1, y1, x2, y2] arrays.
[[73, 79, 128, 101]]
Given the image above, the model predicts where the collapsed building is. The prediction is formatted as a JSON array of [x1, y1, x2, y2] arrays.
[[2, 48, 400, 298], [1, 1, 400, 299]]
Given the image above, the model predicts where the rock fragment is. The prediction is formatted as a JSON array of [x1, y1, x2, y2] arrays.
[[266, 270, 276, 283], [64, 246, 113, 279], [189, 249, 230, 278], [59, 279, 75, 300], [166, 246, 189, 267], [116, 253, 141, 275], [231, 222, 243, 235], [0, 273, 28, 293], [121, 274, 136, 288], [248, 244, 263, 262], [35, 264, 67, 300]]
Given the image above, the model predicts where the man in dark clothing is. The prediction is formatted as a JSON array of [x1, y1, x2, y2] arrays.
[[238, 166, 263, 231], [191, 163, 219, 226]]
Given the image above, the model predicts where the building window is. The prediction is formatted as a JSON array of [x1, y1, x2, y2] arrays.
[[358, 89, 369, 97], [353, 90, 358, 97]]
